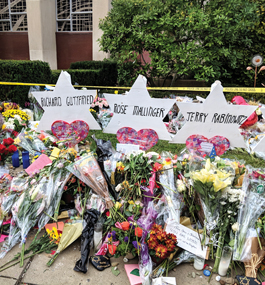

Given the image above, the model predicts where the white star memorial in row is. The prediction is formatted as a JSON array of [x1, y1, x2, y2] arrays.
[[171, 82, 257, 148], [103, 75, 174, 140], [33, 71, 101, 131]]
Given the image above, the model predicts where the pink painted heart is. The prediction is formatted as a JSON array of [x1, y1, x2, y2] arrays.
[[51, 120, 89, 147], [117, 127, 159, 151], [186, 134, 230, 156]]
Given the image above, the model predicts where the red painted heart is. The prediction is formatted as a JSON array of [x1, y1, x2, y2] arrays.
[[117, 127, 159, 151], [186, 134, 230, 156], [51, 120, 89, 147]]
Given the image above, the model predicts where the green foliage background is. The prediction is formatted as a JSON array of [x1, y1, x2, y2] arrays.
[[99, 0, 265, 87]]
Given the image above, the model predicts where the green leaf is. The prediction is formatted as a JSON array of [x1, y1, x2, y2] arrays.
[[130, 269, 140, 276]]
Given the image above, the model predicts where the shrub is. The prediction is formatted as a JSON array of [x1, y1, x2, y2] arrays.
[[70, 60, 118, 86], [51, 69, 102, 86], [0, 60, 52, 106]]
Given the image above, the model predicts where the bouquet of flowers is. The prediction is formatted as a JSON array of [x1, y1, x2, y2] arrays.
[[212, 187, 244, 272], [91, 96, 109, 110], [67, 153, 114, 209], [0, 138, 17, 162], [14, 129, 47, 155], [190, 158, 234, 247], [147, 224, 177, 264], [2, 109, 29, 133], [233, 169, 265, 266]]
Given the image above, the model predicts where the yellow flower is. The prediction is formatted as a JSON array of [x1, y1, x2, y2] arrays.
[[114, 90, 118, 94], [14, 137, 21, 144], [2, 124, 6, 130], [128, 200, 134, 205], [213, 176, 230, 192], [205, 159, 211, 171], [192, 169, 209, 184], [115, 201, 122, 209]]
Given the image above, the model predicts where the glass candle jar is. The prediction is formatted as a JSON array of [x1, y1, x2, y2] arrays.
[[218, 246, 232, 276], [12, 150, 20, 168], [194, 256, 205, 270]]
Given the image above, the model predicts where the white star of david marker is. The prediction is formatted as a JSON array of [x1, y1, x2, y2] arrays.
[[103, 75, 174, 140], [171, 83, 257, 148], [252, 107, 265, 152], [33, 71, 101, 131]]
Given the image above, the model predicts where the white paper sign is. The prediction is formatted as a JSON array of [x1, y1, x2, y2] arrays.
[[200, 142, 214, 153], [171, 83, 257, 148], [33, 71, 101, 131], [116, 143, 140, 154], [166, 222, 208, 259], [103, 75, 174, 141]]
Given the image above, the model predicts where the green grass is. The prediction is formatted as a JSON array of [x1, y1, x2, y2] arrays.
[[87, 130, 265, 168]]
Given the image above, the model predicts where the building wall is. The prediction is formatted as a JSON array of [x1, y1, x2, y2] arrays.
[[56, 32, 92, 69], [0, 32, 29, 60]]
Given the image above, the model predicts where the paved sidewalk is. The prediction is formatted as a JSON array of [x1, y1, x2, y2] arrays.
[[0, 229, 240, 285]]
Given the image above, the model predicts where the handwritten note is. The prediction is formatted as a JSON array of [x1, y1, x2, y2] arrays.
[[25, 154, 52, 176], [200, 142, 214, 153], [166, 221, 208, 259], [116, 143, 140, 154]]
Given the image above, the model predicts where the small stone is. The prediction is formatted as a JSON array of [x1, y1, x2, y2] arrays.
[[196, 272, 200, 276], [123, 257, 128, 263], [111, 262, 119, 267], [173, 268, 177, 272], [192, 272, 196, 278], [224, 278, 234, 284], [216, 276, 221, 282], [219, 280, 225, 285]]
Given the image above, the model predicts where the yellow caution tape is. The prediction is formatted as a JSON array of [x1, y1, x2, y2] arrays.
[[0, 81, 265, 93]]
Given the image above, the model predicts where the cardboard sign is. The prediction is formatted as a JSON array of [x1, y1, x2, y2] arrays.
[[165, 221, 208, 259], [103, 75, 174, 141], [171, 83, 257, 148], [25, 154, 52, 175], [33, 71, 101, 131]]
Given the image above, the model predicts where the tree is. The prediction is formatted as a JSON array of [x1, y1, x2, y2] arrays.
[[99, 0, 263, 87]]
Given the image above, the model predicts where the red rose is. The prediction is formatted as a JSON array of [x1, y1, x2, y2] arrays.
[[0, 144, 7, 154], [3, 138, 14, 146], [7, 145, 17, 153], [135, 227, 143, 238], [106, 211, 110, 217], [121, 221, 130, 231]]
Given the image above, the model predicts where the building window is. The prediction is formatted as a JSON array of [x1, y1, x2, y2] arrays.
[[0, 0, 27, 32], [56, 0, 92, 32]]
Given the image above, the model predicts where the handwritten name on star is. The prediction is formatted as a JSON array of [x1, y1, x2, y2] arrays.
[[113, 103, 165, 118], [40, 95, 94, 107], [186, 111, 248, 125]]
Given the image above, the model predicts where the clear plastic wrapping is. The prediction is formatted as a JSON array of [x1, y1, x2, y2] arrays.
[[66, 153, 114, 209]]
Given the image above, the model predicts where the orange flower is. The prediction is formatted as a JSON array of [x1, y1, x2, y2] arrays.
[[167, 233, 177, 243], [108, 244, 117, 255], [135, 227, 143, 238], [165, 239, 176, 252], [156, 231, 166, 241], [148, 239, 157, 250], [153, 162, 163, 172], [151, 224, 163, 232], [155, 244, 168, 258], [121, 221, 130, 231]]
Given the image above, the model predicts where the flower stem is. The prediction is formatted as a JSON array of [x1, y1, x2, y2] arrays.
[[20, 242, 25, 267]]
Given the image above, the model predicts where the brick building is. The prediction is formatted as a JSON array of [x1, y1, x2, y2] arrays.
[[0, 0, 111, 69]]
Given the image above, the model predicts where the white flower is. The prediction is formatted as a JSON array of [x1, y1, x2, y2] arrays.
[[30, 179, 36, 185], [125, 150, 145, 160], [8, 118, 14, 124], [232, 222, 239, 232], [220, 201, 226, 205], [4, 122, 15, 130], [227, 210, 232, 214], [57, 162, 64, 168], [14, 115, 22, 122], [177, 179, 186, 193]]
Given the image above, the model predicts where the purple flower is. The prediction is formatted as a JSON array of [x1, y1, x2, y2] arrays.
[[132, 241, 141, 251], [108, 233, 112, 238], [111, 230, 116, 240], [127, 216, 134, 222], [124, 236, 129, 243]]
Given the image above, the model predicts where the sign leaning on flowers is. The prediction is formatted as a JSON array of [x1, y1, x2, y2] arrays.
[[171, 82, 257, 148], [32, 71, 101, 132], [103, 75, 174, 141]]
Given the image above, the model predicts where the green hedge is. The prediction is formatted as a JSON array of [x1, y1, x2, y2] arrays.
[[70, 60, 118, 86], [0, 60, 52, 106], [51, 69, 102, 86]]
